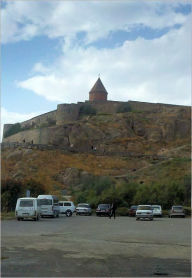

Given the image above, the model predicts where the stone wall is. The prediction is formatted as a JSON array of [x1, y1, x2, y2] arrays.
[[88, 100, 122, 114], [3, 127, 50, 144], [128, 101, 189, 113], [3, 100, 190, 141], [56, 104, 80, 125], [3, 110, 57, 140], [21, 110, 57, 129]]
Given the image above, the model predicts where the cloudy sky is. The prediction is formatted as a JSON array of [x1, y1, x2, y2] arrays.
[[1, 0, 191, 137]]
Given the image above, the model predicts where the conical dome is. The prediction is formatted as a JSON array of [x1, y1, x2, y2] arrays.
[[89, 78, 108, 101]]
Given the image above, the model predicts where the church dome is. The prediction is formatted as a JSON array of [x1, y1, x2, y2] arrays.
[[89, 77, 108, 101]]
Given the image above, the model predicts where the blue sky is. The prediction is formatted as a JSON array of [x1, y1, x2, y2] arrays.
[[1, 1, 191, 137]]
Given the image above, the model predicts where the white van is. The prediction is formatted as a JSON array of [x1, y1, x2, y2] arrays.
[[15, 197, 41, 221], [37, 195, 60, 218], [59, 201, 76, 217]]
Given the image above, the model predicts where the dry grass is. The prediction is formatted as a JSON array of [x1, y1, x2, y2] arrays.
[[1, 211, 15, 220], [2, 149, 142, 191]]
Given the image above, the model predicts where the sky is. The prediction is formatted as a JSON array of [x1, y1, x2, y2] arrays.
[[1, 0, 191, 138]]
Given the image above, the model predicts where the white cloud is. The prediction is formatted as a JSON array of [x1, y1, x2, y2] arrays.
[[17, 16, 191, 106], [1, 1, 188, 44], [1, 108, 41, 140]]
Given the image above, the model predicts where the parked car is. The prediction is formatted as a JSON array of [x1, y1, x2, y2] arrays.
[[96, 204, 111, 216], [152, 205, 162, 217], [169, 206, 185, 218], [128, 205, 138, 216], [76, 203, 92, 215], [136, 205, 153, 220], [59, 201, 76, 217], [15, 197, 41, 221], [37, 195, 60, 218]]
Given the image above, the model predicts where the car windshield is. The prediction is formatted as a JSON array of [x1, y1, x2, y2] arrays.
[[20, 200, 33, 207], [138, 206, 151, 210], [131, 206, 137, 209], [78, 204, 90, 208], [39, 199, 52, 205], [152, 206, 161, 209], [98, 204, 110, 209], [173, 206, 183, 210]]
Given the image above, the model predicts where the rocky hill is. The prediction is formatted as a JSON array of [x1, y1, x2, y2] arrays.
[[2, 108, 191, 203]]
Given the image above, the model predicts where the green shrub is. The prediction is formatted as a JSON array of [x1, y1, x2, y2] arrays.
[[1, 179, 23, 211], [79, 104, 96, 116], [4, 123, 22, 138], [73, 174, 191, 211], [117, 102, 131, 113], [116, 207, 129, 216], [184, 207, 191, 215], [1, 179, 45, 212]]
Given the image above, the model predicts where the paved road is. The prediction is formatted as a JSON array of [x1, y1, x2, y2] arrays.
[[1, 215, 191, 277]]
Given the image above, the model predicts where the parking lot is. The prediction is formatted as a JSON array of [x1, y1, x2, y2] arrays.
[[1, 215, 191, 277]]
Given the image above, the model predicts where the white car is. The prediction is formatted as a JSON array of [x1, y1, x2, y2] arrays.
[[76, 203, 92, 216], [136, 205, 153, 220], [152, 205, 162, 217], [59, 201, 76, 217], [15, 197, 41, 221]]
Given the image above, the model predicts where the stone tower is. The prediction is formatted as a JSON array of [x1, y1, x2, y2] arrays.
[[89, 77, 108, 101]]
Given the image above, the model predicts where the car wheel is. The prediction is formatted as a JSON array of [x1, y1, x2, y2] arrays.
[[66, 210, 72, 217], [17, 218, 21, 221], [136, 218, 139, 220]]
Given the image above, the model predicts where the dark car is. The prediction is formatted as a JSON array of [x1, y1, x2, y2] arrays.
[[96, 204, 111, 216], [128, 205, 138, 216], [169, 206, 185, 218]]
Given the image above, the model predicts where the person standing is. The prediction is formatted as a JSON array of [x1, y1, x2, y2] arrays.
[[109, 202, 117, 219]]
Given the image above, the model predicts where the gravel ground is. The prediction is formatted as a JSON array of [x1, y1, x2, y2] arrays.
[[1, 215, 191, 277]]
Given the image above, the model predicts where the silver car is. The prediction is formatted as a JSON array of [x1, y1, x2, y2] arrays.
[[76, 203, 92, 216], [152, 205, 162, 217], [136, 205, 153, 220], [169, 206, 185, 218]]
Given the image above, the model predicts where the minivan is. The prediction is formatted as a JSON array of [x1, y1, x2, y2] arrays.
[[15, 197, 41, 221], [37, 195, 60, 218]]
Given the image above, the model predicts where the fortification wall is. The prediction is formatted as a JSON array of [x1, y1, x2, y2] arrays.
[[2, 127, 50, 144], [3, 100, 190, 141], [56, 101, 123, 125], [56, 104, 81, 125], [3, 110, 57, 140], [128, 101, 189, 113], [21, 110, 57, 129], [88, 100, 122, 114]]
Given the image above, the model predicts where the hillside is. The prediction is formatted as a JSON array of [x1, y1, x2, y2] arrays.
[[1, 109, 191, 208]]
